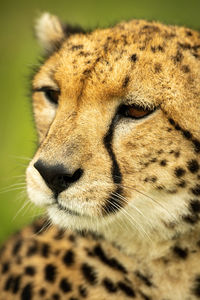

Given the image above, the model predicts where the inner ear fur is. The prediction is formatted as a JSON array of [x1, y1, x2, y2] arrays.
[[35, 12, 86, 55]]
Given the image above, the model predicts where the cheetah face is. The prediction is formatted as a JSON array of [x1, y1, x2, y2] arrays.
[[26, 13, 200, 242]]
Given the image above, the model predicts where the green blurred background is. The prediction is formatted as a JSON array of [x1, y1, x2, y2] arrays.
[[0, 0, 199, 244]]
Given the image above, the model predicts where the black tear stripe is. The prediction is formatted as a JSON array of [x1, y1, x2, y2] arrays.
[[103, 115, 124, 215]]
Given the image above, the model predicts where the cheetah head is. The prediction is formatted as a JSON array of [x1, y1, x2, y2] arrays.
[[26, 13, 200, 254]]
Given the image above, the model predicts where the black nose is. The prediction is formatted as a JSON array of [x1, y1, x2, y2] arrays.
[[34, 160, 83, 196]]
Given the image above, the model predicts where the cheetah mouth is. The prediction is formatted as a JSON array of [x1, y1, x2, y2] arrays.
[[52, 200, 91, 218], [56, 202, 81, 216]]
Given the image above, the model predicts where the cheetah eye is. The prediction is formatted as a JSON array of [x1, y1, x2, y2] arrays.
[[118, 104, 155, 119], [34, 87, 60, 105], [44, 89, 60, 104]]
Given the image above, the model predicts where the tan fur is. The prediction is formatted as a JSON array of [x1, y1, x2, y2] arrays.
[[1, 14, 200, 299]]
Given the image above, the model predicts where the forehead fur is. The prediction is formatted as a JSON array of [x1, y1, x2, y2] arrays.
[[35, 17, 200, 134]]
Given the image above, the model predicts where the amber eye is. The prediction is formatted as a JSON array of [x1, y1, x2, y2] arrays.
[[118, 104, 155, 119], [34, 87, 60, 105]]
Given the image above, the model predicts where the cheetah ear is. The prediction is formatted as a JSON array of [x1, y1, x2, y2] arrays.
[[35, 13, 65, 54]]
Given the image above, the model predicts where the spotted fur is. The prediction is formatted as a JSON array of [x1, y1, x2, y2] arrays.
[[0, 13, 200, 299]]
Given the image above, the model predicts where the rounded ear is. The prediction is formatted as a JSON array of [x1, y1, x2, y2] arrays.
[[35, 12, 65, 55]]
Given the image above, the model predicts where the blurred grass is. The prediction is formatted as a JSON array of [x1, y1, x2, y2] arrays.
[[0, 0, 199, 244]]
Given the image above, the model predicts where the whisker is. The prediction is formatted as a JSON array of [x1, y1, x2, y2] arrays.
[[12, 200, 31, 222], [106, 196, 152, 242], [114, 179, 177, 221], [9, 155, 32, 161], [29, 217, 52, 238], [10, 175, 26, 179], [112, 191, 154, 230], [0, 186, 26, 194], [0, 183, 26, 192], [112, 191, 149, 220]]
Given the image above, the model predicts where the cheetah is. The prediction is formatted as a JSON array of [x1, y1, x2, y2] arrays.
[[0, 12, 200, 299]]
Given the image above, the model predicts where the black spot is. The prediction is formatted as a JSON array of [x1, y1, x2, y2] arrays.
[[25, 266, 36, 276], [69, 298, 79, 300], [174, 151, 180, 158], [139, 291, 152, 300], [160, 160, 167, 166], [151, 45, 164, 53], [183, 214, 198, 224], [186, 31, 193, 36], [123, 76, 130, 88], [172, 50, 183, 63], [79, 51, 91, 57], [184, 199, 200, 224], [26, 241, 38, 256], [2, 262, 10, 274], [78, 285, 88, 297], [157, 185, 164, 190], [193, 139, 200, 153], [167, 188, 177, 194], [190, 199, 200, 213], [130, 54, 137, 62], [103, 277, 118, 293], [83, 68, 91, 75], [41, 243, 50, 258], [12, 275, 21, 294], [44, 264, 57, 282], [177, 180, 186, 188], [157, 149, 164, 154], [52, 293, 60, 300], [71, 44, 83, 51], [21, 283, 32, 300], [187, 160, 199, 174], [169, 118, 175, 126], [191, 185, 200, 196], [173, 246, 188, 259], [94, 244, 127, 274], [39, 288, 46, 296], [158, 45, 164, 51], [181, 65, 190, 73], [178, 42, 192, 50], [59, 278, 72, 293], [85, 247, 95, 257], [63, 249, 75, 266], [54, 229, 65, 240], [150, 176, 157, 182], [81, 263, 97, 285], [174, 167, 186, 178], [154, 63, 162, 73], [192, 275, 200, 297], [69, 234, 76, 242], [4, 275, 14, 291], [12, 239, 22, 255], [135, 271, 153, 287], [192, 53, 200, 59], [150, 158, 157, 163], [118, 281, 135, 297], [183, 130, 192, 139]]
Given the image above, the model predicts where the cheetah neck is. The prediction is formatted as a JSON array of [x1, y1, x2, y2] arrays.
[[100, 219, 200, 261]]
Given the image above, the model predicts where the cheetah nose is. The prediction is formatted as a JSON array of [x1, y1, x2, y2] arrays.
[[34, 160, 83, 197]]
